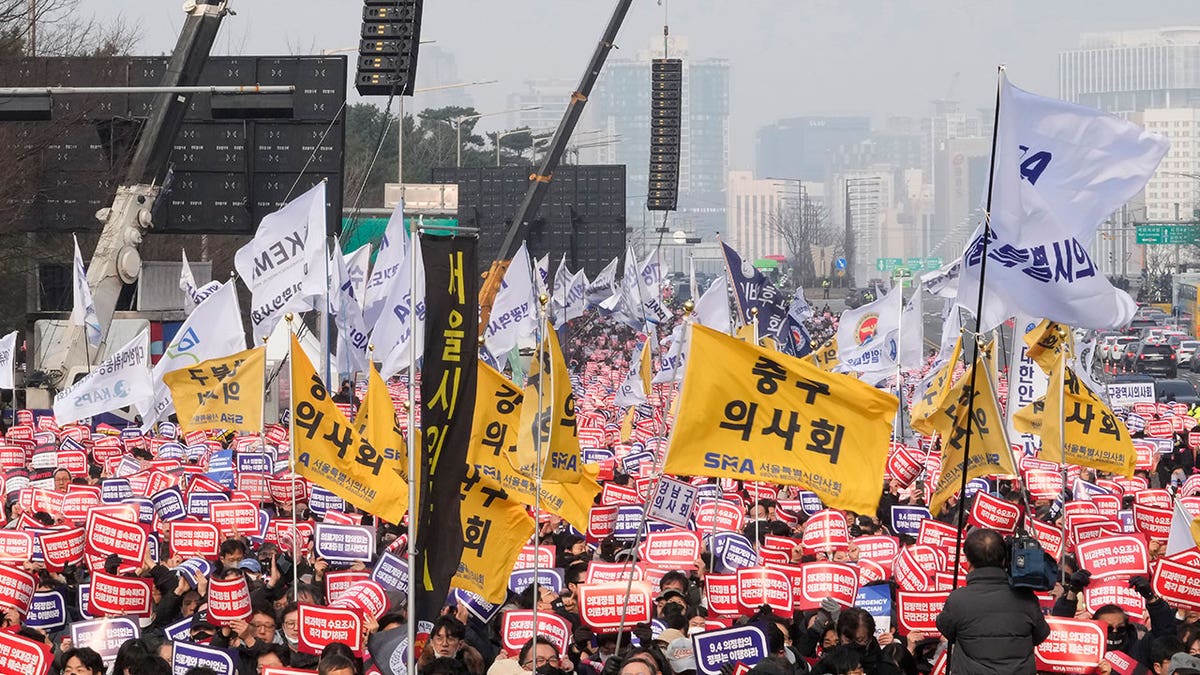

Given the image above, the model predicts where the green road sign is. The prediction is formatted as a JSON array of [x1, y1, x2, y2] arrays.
[[892, 267, 912, 278], [1136, 224, 1200, 245], [924, 257, 942, 270], [905, 257, 923, 271], [875, 257, 902, 272]]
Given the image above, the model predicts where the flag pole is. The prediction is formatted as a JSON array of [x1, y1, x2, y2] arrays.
[[260, 336, 268, 455], [285, 313, 300, 600], [948, 67, 1005, 669], [405, 224, 419, 675], [531, 294, 549, 671]]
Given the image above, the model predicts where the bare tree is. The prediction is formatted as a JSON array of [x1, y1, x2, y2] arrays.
[[765, 197, 836, 287]]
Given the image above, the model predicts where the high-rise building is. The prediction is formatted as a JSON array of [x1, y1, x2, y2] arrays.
[[413, 46, 474, 109], [590, 36, 730, 238], [931, 136, 991, 257], [1059, 28, 1200, 114], [726, 171, 788, 262], [756, 116, 871, 183]]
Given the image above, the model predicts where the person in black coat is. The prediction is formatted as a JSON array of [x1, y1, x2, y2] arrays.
[[935, 528, 1050, 675]]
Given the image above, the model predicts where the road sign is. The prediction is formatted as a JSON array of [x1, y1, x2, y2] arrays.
[[906, 258, 924, 271], [892, 267, 912, 279], [834, 257, 847, 270], [875, 258, 902, 273], [924, 257, 943, 270], [1136, 224, 1200, 245]]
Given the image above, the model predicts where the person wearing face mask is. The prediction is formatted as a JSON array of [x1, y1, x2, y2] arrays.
[[1053, 570, 1179, 667], [418, 616, 485, 675]]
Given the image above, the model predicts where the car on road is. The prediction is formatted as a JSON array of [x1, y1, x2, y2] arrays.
[[1107, 336, 1139, 369], [1179, 340, 1200, 366], [1130, 342, 1177, 378], [1155, 378, 1200, 406]]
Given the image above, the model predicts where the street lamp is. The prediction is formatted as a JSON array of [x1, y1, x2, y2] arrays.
[[434, 106, 542, 167], [397, 79, 499, 182]]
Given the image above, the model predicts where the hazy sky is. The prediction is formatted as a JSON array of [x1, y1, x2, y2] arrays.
[[86, 0, 1200, 167]]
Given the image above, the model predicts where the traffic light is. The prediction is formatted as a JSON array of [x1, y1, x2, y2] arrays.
[[355, 0, 424, 97], [647, 58, 682, 212]]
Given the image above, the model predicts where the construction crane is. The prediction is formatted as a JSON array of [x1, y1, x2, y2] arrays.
[[26, 0, 232, 407], [478, 0, 635, 327]]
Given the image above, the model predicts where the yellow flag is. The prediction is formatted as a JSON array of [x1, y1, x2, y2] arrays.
[[910, 337, 962, 436], [469, 360, 600, 531], [289, 334, 407, 524], [452, 467, 534, 603], [639, 337, 653, 395], [620, 404, 636, 442], [665, 325, 897, 515], [1023, 319, 1070, 370], [803, 337, 840, 372], [354, 362, 411, 499], [164, 347, 265, 434], [928, 355, 1018, 516], [514, 322, 581, 483], [1013, 397, 1046, 436], [1037, 349, 1135, 477]]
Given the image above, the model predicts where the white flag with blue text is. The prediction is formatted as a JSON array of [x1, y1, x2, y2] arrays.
[[179, 249, 220, 316], [484, 243, 538, 359], [55, 328, 153, 425], [329, 245, 369, 377], [374, 233, 426, 379], [362, 202, 406, 327], [71, 235, 102, 349], [343, 243, 372, 310]]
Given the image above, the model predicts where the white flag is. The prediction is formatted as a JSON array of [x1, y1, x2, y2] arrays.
[[71, 235, 102, 349], [179, 250, 220, 316], [694, 273, 732, 334], [483, 243, 538, 359], [54, 328, 152, 424], [586, 257, 619, 308], [534, 253, 551, 299], [551, 255, 586, 329], [836, 283, 903, 371], [363, 202, 406, 326], [374, 233, 426, 379], [652, 324, 688, 385], [329, 245, 369, 377], [0, 331, 17, 390], [234, 182, 327, 342], [602, 247, 647, 329], [898, 288, 924, 370], [1166, 499, 1199, 557], [1006, 314, 1049, 457], [343, 243, 372, 309], [137, 282, 247, 429], [636, 249, 671, 324], [957, 74, 1167, 331], [992, 74, 1169, 246]]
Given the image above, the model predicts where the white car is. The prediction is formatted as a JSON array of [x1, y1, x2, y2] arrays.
[[1179, 340, 1200, 366]]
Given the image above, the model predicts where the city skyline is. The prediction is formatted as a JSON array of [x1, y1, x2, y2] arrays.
[[85, 0, 1200, 169]]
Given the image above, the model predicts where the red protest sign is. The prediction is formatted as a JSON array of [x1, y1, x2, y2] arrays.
[[796, 562, 858, 611], [916, 518, 959, 551], [896, 590, 949, 635], [1132, 504, 1172, 543], [886, 445, 923, 488], [1104, 651, 1138, 675], [577, 581, 653, 631], [1070, 517, 1123, 546], [0, 531, 34, 564], [84, 512, 148, 563], [500, 610, 573, 654], [801, 510, 849, 554], [1076, 536, 1148, 580], [1134, 489, 1172, 509], [853, 536, 898, 566], [1152, 558, 1200, 610], [1035, 618, 1105, 674], [207, 576, 253, 625], [1145, 419, 1174, 438], [587, 505, 619, 539], [169, 522, 220, 560], [600, 483, 640, 506], [857, 560, 889, 586], [297, 603, 363, 656], [326, 571, 370, 604], [968, 492, 1021, 534], [892, 546, 934, 592], [89, 571, 153, 617], [209, 501, 260, 535], [695, 500, 745, 532], [0, 628, 51, 675], [39, 528, 85, 573], [62, 485, 101, 522], [514, 546, 555, 570], [704, 573, 740, 615], [0, 565, 35, 615], [735, 566, 792, 617], [1024, 469, 1063, 500], [1092, 494, 1122, 518], [637, 529, 700, 567], [1083, 581, 1146, 622], [584, 562, 639, 585], [57, 450, 87, 478], [331, 580, 390, 619]]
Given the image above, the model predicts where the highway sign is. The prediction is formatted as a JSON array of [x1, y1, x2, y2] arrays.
[[906, 258, 924, 271], [1136, 224, 1200, 245], [834, 257, 847, 270], [875, 257, 902, 272], [925, 257, 943, 270]]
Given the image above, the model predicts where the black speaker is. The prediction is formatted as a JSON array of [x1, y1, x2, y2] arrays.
[[647, 58, 682, 212], [355, 0, 423, 97]]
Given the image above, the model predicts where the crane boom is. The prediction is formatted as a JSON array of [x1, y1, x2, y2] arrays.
[[478, 0, 634, 327], [28, 0, 231, 403]]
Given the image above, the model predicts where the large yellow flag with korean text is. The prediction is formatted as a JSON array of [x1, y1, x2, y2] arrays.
[[469, 360, 600, 532], [452, 467, 535, 603], [803, 337, 840, 372], [353, 361, 410, 505], [1015, 349, 1135, 477], [290, 334, 407, 524], [665, 325, 897, 515], [514, 322, 582, 483], [164, 346, 265, 434], [910, 337, 962, 436], [928, 355, 1018, 516]]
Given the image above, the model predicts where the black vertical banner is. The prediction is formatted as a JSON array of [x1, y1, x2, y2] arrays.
[[416, 233, 479, 632]]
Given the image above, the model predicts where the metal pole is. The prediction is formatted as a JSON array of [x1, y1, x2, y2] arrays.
[[286, 315, 300, 601], [398, 96, 405, 184], [456, 120, 463, 168], [406, 226, 419, 675]]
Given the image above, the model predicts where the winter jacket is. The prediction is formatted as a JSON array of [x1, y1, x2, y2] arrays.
[[935, 567, 1050, 675]]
